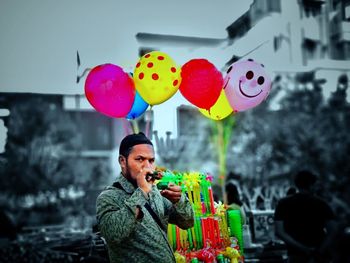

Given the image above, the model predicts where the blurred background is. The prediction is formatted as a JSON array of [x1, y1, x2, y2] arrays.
[[0, 0, 349, 262]]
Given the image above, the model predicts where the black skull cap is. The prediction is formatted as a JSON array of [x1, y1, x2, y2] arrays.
[[119, 132, 153, 156]]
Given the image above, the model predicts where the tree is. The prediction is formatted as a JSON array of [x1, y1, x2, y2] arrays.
[[1, 96, 81, 194], [227, 75, 349, 206]]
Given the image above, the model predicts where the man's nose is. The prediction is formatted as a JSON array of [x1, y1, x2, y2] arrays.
[[143, 160, 153, 168]]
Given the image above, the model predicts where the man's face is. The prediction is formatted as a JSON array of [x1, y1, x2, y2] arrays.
[[120, 144, 155, 183]]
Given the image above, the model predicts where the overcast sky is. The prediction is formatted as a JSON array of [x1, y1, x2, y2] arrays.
[[0, 0, 252, 94], [0, 0, 254, 139]]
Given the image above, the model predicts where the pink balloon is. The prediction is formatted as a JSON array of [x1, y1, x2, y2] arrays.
[[85, 64, 135, 118], [224, 59, 272, 112]]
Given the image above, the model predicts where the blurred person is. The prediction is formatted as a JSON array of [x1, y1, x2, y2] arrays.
[[286, 186, 297, 196], [225, 181, 246, 224], [330, 213, 350, 263], [96, 132, 194, 263], [274, 170, 335, 263]]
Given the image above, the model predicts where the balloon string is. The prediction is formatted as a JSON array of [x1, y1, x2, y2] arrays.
[[122, 119, 132, 136], [145, 107, 152, 138], [132, 119, 139, 134], [145, 119, 150, 138]]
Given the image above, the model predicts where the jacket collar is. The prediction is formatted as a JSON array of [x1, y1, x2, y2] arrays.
[[115, 173, 136, 194]]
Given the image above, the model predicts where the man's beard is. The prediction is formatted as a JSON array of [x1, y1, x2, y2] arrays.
[[123, 160, 137, 187]]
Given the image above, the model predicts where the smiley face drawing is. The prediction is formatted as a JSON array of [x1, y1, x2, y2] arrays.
[[223, 59, 272, 112]]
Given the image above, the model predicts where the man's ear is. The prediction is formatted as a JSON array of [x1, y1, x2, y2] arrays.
[[119, 155, 126, 170]]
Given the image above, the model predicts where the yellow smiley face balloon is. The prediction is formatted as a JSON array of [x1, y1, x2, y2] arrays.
[[133, 51, 181, 105], [199, 89, 233, 120]]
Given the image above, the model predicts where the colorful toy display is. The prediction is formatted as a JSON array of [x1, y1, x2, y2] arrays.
[[227, 210, 244, 254], [223, 59, 272, 112], [156, 171, 244, 263]]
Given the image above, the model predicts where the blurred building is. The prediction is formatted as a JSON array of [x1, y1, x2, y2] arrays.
[[63, 94, 154, 177], [176, 105, 204, 137], [225, 0, 350, 98], [227, 0, 350, 63]]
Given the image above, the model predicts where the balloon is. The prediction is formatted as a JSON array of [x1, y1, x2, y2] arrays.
[[198, 90, 233, 120], [224, 59, 272, 112], [85, 64, 135, 118], [133, 51, 181, 105], [179, 59, 223, 110], [126, 91, 149, 119]]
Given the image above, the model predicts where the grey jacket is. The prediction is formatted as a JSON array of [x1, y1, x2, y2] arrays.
[[96, 175, 194, 263]]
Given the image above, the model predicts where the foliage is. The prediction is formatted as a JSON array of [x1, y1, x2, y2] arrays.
[[0, 95, 110, 196], [228, 78, 349, 204]]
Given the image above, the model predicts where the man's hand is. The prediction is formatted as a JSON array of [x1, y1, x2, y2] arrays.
[[160, 183, 182, 203], [136, 168, 154, 194]]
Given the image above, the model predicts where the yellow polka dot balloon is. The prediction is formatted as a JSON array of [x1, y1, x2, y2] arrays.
[[133, 51, 181, 105]]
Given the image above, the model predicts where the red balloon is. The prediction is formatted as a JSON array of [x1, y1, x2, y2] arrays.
[[179, 59, 223, 110], [85, 64, 135, 118]]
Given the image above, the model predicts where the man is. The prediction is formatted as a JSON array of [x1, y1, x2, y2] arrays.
[[96, 132, 194, 263], [274, 170, 334, 263]]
